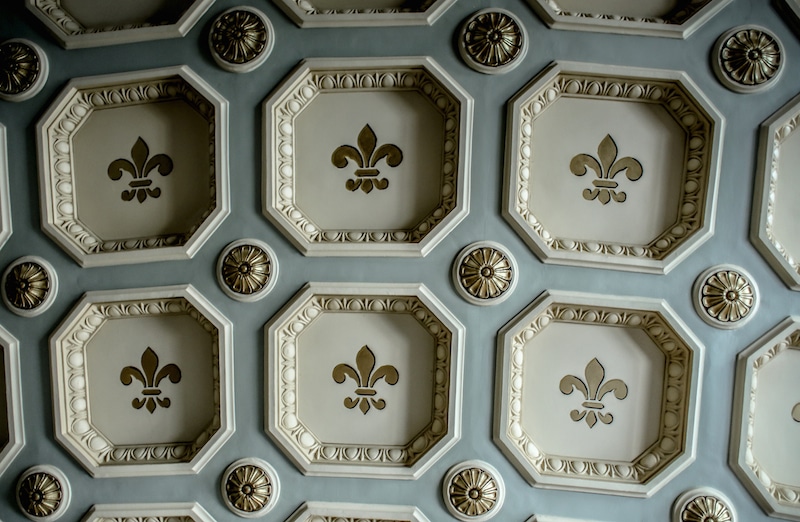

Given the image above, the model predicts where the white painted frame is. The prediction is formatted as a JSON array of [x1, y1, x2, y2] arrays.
[[751, 92, 800, 290], [495, 290, 704, 497], [0, 324, 23, 476], [285, 501, 431, 521], [0, 124, 12, 250], [263, 56, 472, 257], [526, 0, 732, 38], [26, 0, 215, 49], [265, 282, 464, 479], [49, 284, 234, 477], [273, 0, 456, 28], [81, 502, 215, 521], [504, 61, 723, 274], [36, 66, 229, 267], [731, 317, 800, 520]]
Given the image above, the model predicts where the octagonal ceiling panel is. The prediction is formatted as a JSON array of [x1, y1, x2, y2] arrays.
[[263, 57, 472, 257], [731, 317, 800, 520], [504, 61, 723, 274], [82, 502, 215, 522], [273, 0, 456, 28], [37, 66, 229, 267], [26, 0, 215, 49], [265, 282, 464, 478], [751, 91, 800, 290], [495, 290, 703, 497], [527, 0, 732, 38], [0, 324, 23, 476], [49, 284, 234, 477], [286, 502, 431, 522]]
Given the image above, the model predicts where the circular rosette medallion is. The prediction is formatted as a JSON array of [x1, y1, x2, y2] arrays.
[[2, 256, 58, 317], [209, 7, 274, 73], [0, 38, 48, 102], [713, 25, 783, 94], [693, 265, 757, 329], [452, 241, 517, 306], [222, 458, 280, 518], [217, 239, 278, 302], [16, 465, 71, 522], [443, 460, 505, 521], [458, 9, 528, 75]]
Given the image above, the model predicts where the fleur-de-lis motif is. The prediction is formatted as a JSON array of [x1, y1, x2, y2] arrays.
[[570, 134, 643, 205], [119, 347, 182, 414], [559, 358, 628, 428], [793, 403, 800, 422], [331, 124, 403, 193], [332, 345, 399, 414], [108, 137, 174, 203]]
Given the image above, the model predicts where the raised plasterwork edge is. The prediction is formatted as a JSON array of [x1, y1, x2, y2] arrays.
[[49, 284, 234, 477], [273, 0, 456, 28], [285, 501, 431, 522], [0, 324, 23, 475], [36, 65, 229, 267], [0, 124, 12, 250], [525, 515, 599, 522], [503, 60, 723, 274], [494, 290, 703, 497], [262, 56, 472, 257], [26, 0, 215, 49], [265, 282, 464, 479], [527, 0, 732, 38], [751, 91, 800, 290], [81, 502, 215, 521], [730, 317, 800, 519]]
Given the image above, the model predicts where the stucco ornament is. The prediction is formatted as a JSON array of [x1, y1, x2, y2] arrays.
[[714, 26, 782, 93]]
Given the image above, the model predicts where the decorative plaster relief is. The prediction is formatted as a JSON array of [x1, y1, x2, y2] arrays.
[[37, 66, 229, 267], [26, 0, 215, 48], [2, 256, 58, 317], [526, 0, 731, 38], [504, 61, 723, 274], [209, 7, 274, 73], [265, 282, 463, 478], [731, 318, 800, 520], [0, 38, 48, 102], [272, 0, 456, 28], [751, 92, 800, 290], [49, 285, 234, 477], [263, 56, 472, 257], [495, 290, 703, 497]]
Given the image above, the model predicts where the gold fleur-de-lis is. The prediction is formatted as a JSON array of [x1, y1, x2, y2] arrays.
[[331, 124, 403, 193], [108, 137, 174, 203], [559, 358, 628, 428], [570, 134, 643, 204], [332, 345, 399, 414], [119, 347, 182, 414]]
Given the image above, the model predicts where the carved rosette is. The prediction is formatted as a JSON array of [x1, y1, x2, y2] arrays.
[[459, 9, 527, 74], [16, 465, 71, 522], [714, 26, 782, 93], [453, 241, 517, 306], [443, 460, 505, 522], [217, 239, 278, 302], [672, 488, 735, 522], [209, 7, 274, 73], [222, 458, 280, 518], [2, 256, 58, 317], [693, 265, 757, 329], [0, 38, 49, 102]]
